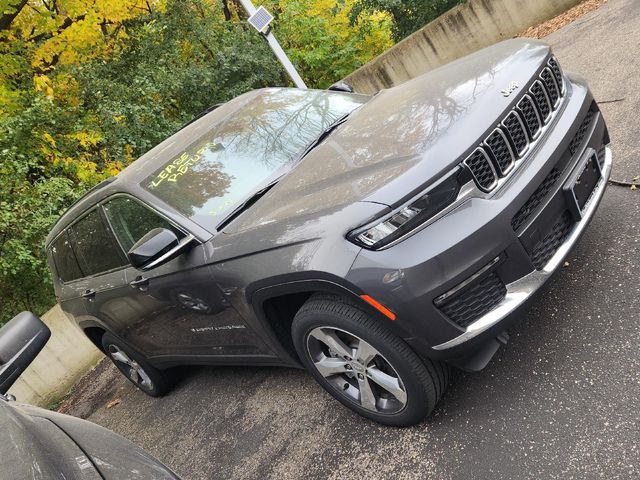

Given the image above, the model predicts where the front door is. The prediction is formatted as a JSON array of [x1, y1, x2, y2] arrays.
[[98, 195, 271, 361]]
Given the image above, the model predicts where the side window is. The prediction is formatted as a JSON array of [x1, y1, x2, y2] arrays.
[[103, 196, 184, 253], [71, 209, 127, 276], [50, 231, 83, 282]]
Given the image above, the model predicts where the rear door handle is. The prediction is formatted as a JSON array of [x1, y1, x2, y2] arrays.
[[82, 289, 96, 300], [129, 276, 149, 290]]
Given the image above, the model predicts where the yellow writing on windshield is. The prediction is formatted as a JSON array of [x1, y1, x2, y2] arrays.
[[208, 198, 235, 216], [149, 144, 215, 188]]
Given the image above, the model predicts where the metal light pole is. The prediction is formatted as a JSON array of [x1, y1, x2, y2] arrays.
[[237, 0, 307, 89]]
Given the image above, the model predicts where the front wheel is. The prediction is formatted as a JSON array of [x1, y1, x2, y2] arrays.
[[292, 294, 451, 427], [101, 332, 174, 397]]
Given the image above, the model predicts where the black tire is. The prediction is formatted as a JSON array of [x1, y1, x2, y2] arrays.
[[292, 294, 450, 427], [101, 332, 174, 397]]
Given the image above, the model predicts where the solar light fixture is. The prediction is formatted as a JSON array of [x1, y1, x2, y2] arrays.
[[247, 6, 274, 34], [237, 0, 307, 89]]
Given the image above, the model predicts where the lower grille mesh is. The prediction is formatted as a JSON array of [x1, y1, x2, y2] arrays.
[[530, 210, 575, 270], [511, 168, 562, 232], [439, 272, 507, 329], [568, 108, 596, 155], [511, 104, 600, 233]]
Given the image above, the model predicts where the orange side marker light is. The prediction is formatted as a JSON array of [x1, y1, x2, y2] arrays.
[[360, 294, 397, 321]]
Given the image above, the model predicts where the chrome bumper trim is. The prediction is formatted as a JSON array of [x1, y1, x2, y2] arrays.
[[433, 146, 612, 351]]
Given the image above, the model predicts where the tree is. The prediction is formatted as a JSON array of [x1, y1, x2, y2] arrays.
[[0, 0, 394, 325], [262, 0, 393, 87], [349, 0, 464, 42]]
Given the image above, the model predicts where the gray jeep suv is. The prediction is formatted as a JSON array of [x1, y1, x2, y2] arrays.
[[46, 40, 611, 426]]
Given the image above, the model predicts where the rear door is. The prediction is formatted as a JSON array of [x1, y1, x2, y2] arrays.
[[98, 195, 271, 361], [49, 230, 88, 323], [67, 207, 129, 335]]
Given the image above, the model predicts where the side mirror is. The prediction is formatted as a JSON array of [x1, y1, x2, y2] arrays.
[[127, 228, 194, 271], [328, 81, 354, 93], [0, 312, 51, 395]]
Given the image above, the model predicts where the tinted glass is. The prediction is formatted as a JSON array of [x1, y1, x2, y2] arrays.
[[50, 231, 83, 282], [71, 209, 126, 276], [103, 196, 183, 253], [141, 89, 368, 231]]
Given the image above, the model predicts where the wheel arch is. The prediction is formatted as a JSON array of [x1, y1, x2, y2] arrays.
[[77, 318, 112, 354], [247, 272, 410, 364], [83, 325, 107, 354]]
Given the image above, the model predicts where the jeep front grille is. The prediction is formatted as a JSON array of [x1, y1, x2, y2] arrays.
[[462, 57, 565, 193]]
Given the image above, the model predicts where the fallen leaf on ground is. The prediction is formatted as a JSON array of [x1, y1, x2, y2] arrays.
[[106, 399, 121, 409], [518, 0, 608, 39]]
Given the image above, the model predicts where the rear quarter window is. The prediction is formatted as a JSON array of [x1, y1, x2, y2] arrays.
[[50, 231, 83, 283], [70, 209, 127, 276]]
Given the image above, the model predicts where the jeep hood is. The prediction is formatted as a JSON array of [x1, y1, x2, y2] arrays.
[[221, 39, 551, 250], [0, 401, 179, 479]]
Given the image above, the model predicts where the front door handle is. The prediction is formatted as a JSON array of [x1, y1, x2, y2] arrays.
[[82, 289, 96, 300], [129, 276, 149, 290]]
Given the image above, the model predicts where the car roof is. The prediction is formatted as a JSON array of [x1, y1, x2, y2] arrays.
[[45, 87, 279, 246]]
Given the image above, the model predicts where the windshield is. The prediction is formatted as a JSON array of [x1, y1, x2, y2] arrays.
[[141, 89, 368, 231]]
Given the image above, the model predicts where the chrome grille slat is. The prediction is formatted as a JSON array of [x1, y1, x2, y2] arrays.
[[485, 128, 515, 176], [463, 148, 498, 192], [462, 56, 566, 193], [516, 94, 542, 140], [540, 67, 560, 107], [530, 80, 552, 122], [502, 111, 529, 156], [548, 57, 565, 94]]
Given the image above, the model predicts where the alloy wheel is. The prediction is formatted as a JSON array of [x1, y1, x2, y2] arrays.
[[305, 326, 407, 414], [108, 344, 154, 390]]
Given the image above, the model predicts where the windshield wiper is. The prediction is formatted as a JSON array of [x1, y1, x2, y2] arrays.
[[216, 114, 350, 231], [216, 178, 281, 231], [296, 113, 351, 162]]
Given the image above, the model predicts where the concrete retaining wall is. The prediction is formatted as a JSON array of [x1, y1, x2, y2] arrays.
[[344, 0, 584, 94], [8, 305, 103, 407]]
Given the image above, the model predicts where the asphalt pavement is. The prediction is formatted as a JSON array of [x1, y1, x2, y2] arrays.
[[59, 1, 639, 478]]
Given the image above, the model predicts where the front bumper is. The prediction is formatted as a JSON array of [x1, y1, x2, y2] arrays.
[[433, 145, 611, 350], [346, 76, 610, 367]]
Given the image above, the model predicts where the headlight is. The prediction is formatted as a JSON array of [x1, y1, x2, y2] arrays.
[[348, 168, 462, 250]]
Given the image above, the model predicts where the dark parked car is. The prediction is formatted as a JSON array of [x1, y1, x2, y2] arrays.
[[0, 312, 180, 479], [45, 39, 610, 426]]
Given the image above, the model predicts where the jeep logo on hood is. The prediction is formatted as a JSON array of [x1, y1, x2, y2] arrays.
[[501, 81, 520, 97]]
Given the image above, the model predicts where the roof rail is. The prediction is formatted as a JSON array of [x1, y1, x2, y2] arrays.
[[178, 103, 224, 131]]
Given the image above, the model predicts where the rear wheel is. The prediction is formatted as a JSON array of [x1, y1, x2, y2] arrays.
[[292, 294, 450, 426], [101, 332, 173, 397]]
